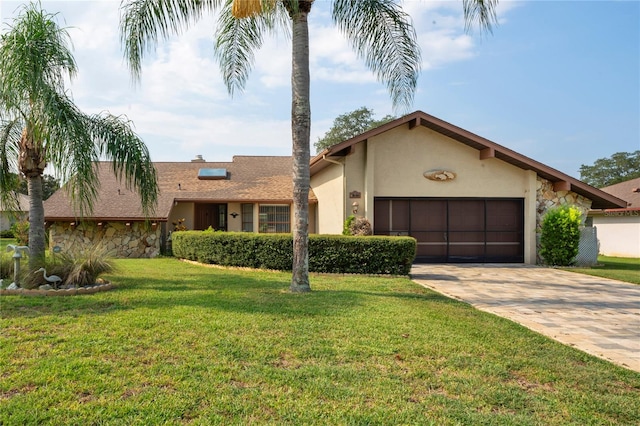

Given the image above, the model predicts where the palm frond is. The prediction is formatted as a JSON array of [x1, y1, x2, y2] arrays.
[[0, 117, 23, 210], [39, 90, 101, 217], [463, 0, 499, 34], [88, 113, 159, 218], [120, 0, 221, 80], [332, 0, 421, 113], [0, 2, 76, 110], [214, 0, 288, 95]]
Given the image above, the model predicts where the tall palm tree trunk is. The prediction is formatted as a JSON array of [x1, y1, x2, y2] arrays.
[[27, 174, 46, 272], [18, 128, 47, 275], [290, 6, 311, 292]]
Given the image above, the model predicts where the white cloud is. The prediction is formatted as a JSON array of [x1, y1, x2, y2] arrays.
[[9, 0, 629, 181]]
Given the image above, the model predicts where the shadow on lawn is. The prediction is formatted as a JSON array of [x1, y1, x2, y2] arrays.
[[1, 267, 456, 319]]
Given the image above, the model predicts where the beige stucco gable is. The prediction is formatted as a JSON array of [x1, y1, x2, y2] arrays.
[[310, 111, 626, 264], [311, 124, 538, 263]]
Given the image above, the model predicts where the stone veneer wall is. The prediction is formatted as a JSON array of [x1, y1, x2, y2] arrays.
[[535, 177, 592, 263], [49, 221, 161, 258]]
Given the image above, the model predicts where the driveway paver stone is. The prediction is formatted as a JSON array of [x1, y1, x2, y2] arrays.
[[411, 264, 639, 372]]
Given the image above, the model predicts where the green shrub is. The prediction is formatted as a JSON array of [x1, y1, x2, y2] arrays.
[[0, 229, 14, 238], [539, 205, 582, 266], [343, 215, 356, 235], [172, 232, 416, 275], [11, 220, 29, 245]]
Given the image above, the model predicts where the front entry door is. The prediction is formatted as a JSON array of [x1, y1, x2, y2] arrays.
[[194, 203, 227, 231]]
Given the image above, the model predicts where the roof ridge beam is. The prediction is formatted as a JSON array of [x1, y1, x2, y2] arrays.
[[408, 117, 421, 129]]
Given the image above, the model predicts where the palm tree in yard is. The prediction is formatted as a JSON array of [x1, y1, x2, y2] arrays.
[[0, 3, 158, 279], [120, 0, 497, 292]]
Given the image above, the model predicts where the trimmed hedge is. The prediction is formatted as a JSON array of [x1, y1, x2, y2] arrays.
[[172, 231, 416, 275]]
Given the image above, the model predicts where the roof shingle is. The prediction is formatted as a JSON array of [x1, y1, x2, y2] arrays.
[[45, 156, 316, 221]]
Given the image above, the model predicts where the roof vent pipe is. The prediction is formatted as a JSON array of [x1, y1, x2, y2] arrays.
[[191, 155, 205, 162]]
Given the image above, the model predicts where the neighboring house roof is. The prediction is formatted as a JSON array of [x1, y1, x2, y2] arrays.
[[45, 156, 316, 221], [310, 110, 626, 210], [598, 177, 640, 210], [0, 193, 29, 212]]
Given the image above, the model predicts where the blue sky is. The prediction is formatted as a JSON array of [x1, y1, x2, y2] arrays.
[[1, 0, 638, 180]]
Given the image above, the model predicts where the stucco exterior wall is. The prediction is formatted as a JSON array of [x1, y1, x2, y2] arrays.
[[592, 213, 640, 257], [370, 126, 538, 263], [169, 202, 195, 230], [227, 202, 243, 232], [368, 126, 532, 200], [49, 221, 161, 258], [313, 125, 603, 264], [310, 161, 345, 234]]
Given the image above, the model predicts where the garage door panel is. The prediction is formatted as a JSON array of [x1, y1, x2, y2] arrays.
[[411, 200, 447, 230], [486, 200, 523, 231], [374, 198, 524, 263], [449, 200, 484, 231], [374, 200, 390, 234]]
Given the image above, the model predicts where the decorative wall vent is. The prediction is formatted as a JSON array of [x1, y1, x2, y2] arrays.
[[423, 170, 456, 181]]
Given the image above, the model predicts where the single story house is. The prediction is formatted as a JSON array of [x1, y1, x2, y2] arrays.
[[44, 111, 626, 263], [44, 155, 316, 257], [587, 177, 640, 258], [0, 192, 29, 232]]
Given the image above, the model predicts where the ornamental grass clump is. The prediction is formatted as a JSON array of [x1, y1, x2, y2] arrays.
[[540, 205, 582, 266], [53, 244, 115, 287]]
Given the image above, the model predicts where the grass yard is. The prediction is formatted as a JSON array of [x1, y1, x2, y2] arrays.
[[1, 258, 639, 425], [564, 255, 640, 285], [0, 237, 16, 252]]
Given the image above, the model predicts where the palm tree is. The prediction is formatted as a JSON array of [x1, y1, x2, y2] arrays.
[[120, 0, 497, 292], [0, 3, 158, 279]]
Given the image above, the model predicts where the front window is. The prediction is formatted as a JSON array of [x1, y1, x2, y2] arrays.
[[242, 203, 253, 232], [259, 205, 290, 233]]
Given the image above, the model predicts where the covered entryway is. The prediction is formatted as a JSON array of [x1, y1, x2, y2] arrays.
[[194, 203, 227, 231], [374, 198, 524, 263]]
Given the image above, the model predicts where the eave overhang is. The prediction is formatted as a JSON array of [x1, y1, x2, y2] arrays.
[[310, 110, 627, 210]]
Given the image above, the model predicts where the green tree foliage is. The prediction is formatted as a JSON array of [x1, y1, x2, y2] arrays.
[[315, 107, 395, 153], [539, 205, 582, 266], [10, 172, 60, 200], [0, 3, 158, 274], [579, 151, 640, 188]]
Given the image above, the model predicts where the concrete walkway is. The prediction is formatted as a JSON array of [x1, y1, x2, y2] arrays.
[[410, 264, 640, 372]]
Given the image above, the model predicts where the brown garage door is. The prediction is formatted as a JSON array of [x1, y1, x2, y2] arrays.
[[374, 198, 524, 263]]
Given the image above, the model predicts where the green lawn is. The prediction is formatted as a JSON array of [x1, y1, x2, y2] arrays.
[[564, 255, 640, 285], [0, 237, 16, 252], [2, 258, 638, 425]]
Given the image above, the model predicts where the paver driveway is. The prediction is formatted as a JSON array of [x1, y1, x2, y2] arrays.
[[410, 264, 640, 372]]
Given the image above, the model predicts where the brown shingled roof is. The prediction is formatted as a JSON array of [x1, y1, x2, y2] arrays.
[[0, 193, 29, 212], [45, 156, 316, 221], [599, 177, 640, 210]]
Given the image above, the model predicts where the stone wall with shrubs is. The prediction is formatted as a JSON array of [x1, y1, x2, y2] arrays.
[[536, 177, 592, 263], [536, 177, 592, 228], [48, 221, 161, 258]]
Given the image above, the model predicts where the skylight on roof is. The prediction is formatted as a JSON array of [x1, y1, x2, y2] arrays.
[[198, 168, 227, 180]]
